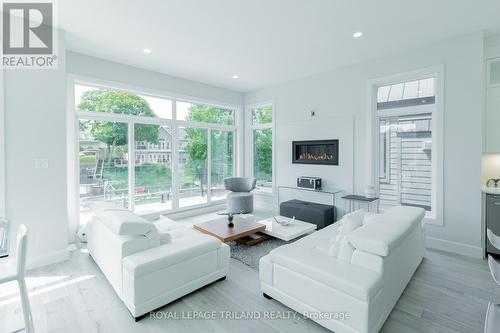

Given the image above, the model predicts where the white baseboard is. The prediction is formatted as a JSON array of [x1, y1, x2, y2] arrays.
[[426, 236, 483, 258], [27, 248, 69, 270]]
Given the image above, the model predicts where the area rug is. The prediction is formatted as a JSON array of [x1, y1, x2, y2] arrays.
[[229, 237, 297, 270]]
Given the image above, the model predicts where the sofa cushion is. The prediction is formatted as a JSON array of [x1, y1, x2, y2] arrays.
[[294, 222, 342, 255], [123, 232, 221, 277], [88, 201, 128, 213], [346, 206, 425, 256], [153, 216, 187, 232], [269, 244, 382, 302], [383, 206, 425, 226], [362, 212, 378, 225], [98, 210, 154, 236], [328, 210, 364, 258], [337, 238, 356, 262]]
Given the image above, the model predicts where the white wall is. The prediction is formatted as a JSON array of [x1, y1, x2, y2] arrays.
[[245, 32, 484, 257], [66, 51, 244, 106], [4, 31, 69, 268]]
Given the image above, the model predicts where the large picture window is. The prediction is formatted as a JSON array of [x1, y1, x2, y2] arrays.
[[250, 105, 273, 192], [74, 82, 237, 224], [375, 76, 440, 219]]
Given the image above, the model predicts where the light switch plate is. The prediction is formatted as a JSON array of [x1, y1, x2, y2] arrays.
[[34, 158, 49, 169]]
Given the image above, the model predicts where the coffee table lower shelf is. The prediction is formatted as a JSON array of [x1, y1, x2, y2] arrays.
[[237, 232, 271, 246]]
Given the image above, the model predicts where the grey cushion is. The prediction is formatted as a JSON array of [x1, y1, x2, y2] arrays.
[[224, 177, 256, 192], [280, 199, 336, 229]]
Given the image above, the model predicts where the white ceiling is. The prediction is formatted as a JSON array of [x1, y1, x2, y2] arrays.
[[59, 0, 500, 92]]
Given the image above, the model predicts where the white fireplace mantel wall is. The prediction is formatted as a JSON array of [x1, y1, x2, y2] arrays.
[[245, 32, 484, 258]]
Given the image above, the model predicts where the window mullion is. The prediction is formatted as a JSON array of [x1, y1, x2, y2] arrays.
[[128, 122, 135, 212], [207, 128, 212, 204], [172, 102, 179, 210], [233, 128, 237, 177]]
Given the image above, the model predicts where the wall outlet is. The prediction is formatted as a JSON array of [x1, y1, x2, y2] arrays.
[[34, 158, 49, 169]]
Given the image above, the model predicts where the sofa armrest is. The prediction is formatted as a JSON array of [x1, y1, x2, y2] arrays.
[[123, 232, 221, 277], [259, 255, 273, 285], [218, 243, 230, 270], [269, 244, 382, 302]]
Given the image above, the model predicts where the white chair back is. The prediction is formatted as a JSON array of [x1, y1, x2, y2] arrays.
[[15, 224, 28, 278]]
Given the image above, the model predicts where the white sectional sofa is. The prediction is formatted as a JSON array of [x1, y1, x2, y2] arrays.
[[86, 202, 230, 320], [259, 206, 425, 333]]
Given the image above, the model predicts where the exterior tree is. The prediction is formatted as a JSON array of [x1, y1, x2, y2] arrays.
[[252, 106, 272, 182], [254, 128, 272, 181], [78, 90, 160, 163], [252, 106, 272, 124]]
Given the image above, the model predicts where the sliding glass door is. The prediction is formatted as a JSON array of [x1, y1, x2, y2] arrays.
[[210, 130, 234, 201], [178, 126, 208, 208], [78, 119, 129, 225], [134, 124, 173, 214]]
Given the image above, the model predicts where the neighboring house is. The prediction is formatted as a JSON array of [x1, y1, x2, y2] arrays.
[[81, 125, 188, 169], [379, 115, 432, 211], [135, 126, 187, 166]]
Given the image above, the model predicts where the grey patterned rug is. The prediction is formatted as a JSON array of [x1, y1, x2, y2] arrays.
[[228, 237, 296, 270]]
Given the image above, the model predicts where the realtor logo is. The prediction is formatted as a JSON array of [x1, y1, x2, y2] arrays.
[[1, 1, 58, 69]]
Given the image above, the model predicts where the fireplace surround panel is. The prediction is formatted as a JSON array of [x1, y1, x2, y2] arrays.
[[292, 140, 339, 165]]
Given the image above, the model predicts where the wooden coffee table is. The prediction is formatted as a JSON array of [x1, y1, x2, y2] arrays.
[[193, 216, 268, 245]]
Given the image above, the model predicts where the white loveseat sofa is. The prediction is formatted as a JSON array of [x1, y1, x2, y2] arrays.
[[259, 206, 425, 333], [87, 202, 230, 320]]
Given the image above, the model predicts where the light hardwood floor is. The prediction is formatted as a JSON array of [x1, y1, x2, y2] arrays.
[[0, 212, 498, 333]]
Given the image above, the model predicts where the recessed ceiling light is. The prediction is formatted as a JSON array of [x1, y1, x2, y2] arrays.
[[353, 32, 363, 38], [143, 48, 151, 54], [232, 75, 239, 79]]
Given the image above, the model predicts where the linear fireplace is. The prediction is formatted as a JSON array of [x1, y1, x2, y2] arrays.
[[292, 140, 339, 165]]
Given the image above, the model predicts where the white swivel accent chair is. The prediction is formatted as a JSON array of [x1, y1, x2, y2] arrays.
[[0, 224, 34, 333]]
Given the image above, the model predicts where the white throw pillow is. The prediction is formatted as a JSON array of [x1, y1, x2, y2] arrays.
[[98, 210, 153, 236], [328, 238, 341, 257], [159, 232, 172, 245], [328, 210, 365, 258], [341, 210, 365, 233], [362, 212, 378, 225], [337, 238, 356, 262]]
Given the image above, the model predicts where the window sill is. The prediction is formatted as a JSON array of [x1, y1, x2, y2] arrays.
[[254, 189, 274, 197]]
